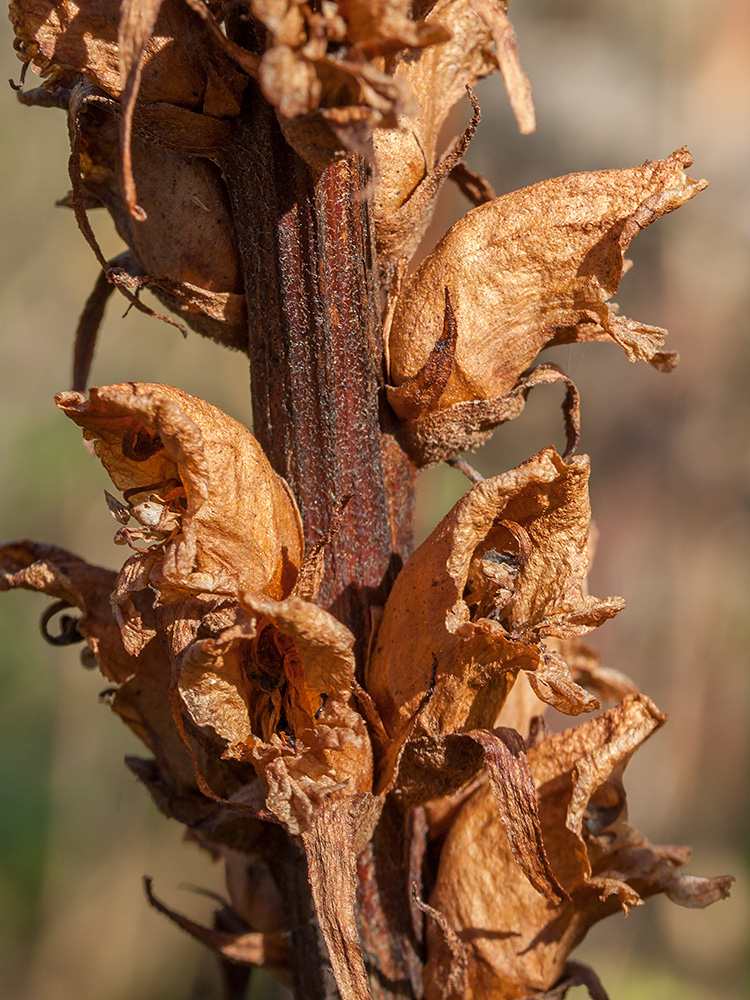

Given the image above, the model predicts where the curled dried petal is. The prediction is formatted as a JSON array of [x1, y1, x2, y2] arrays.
[[372, 0, 500, 265], [0, 540, 128, 680], [389, 149, 707, 405], [10, 0, 245, 113], [0, 540, 197, 792], [424, 695, 732, 999], [56, 384, 303, 608], [175, 590, 372, 834], [366, 448, 623, 792]]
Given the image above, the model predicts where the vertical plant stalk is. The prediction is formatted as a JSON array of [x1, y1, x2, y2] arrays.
[[222, 92, 418, 998], [224, 93, 415, 653]]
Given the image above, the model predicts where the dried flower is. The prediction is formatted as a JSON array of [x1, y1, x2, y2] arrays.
[[424, 695, 733, 1000], [4, 2, 732, 996], [366, 447, 624, 799], [385, 150, 707, 464]]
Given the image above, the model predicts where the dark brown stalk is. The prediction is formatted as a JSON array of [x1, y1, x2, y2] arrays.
[[223, 94, 415, 659], [221, 89, 418, 1000]]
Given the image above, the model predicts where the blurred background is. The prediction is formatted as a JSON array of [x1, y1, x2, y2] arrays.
[[0, 1, 747, 997]]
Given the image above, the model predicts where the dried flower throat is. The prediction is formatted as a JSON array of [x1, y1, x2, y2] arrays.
[[3, 2, 731, 1000]]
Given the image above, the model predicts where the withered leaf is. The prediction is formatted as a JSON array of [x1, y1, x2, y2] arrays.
[[389, 149, 707, 405]]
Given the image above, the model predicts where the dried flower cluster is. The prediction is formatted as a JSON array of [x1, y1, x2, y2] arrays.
[[3, 2, 731, 999]]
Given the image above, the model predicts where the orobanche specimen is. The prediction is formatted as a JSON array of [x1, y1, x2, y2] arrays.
[[3, 2, 731, 999]]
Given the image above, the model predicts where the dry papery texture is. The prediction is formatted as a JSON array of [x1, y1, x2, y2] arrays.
[[1, 385, 376, 842], [4, 1, 733, 998], [0, 380, 733, 995], [367, 447, 624, 798], [424, 696, 733, 1000], [388, 149, 706, 407], [9, 0, 535, 382]]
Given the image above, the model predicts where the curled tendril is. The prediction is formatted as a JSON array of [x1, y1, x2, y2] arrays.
[[40, 601, 84, 646]]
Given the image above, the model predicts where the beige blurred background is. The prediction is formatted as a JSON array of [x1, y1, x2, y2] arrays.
[[1, 1, 748, 998]]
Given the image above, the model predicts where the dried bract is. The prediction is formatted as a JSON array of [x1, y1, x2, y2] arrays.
[[388, 149, 708, 409], [366, 448, 624, 796], [424, 695, 733, 999]]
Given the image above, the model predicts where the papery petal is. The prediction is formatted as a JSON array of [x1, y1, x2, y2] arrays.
[[372, 0, 499, 265], [0, 540, 129, 681], [0, 540, 197, 792], [366, 448, 622, 765], [424, 695, 731, 999], [389, 149, 707, 405], [10, 0, 245, 113], [75, 97, 243, 301], [56, 384, 304, 606], [174, 591, 372, 835]]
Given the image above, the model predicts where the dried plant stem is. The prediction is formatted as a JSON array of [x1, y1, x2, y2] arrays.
[[224, 95, 416, 656], [222, 93, 417, 999]]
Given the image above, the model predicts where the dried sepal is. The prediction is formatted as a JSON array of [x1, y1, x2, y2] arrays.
[[302, 796, 383, 1000], [468, 0, 534, 134], [175, 591, 372, 834], [366, 448, 623, 794], [392, 363, 581, 467], [75, 99, 242, 298], [424, 695, 733, 1000], [64, 90, 245, 376], [56, 384, 303, 609], [389, 149, 707, 405], [143, 877, 289, 969]]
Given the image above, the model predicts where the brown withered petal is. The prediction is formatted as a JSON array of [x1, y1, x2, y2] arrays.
[[252, 699, 372, 835], [372, 0, 501, 266], [389, 149, 707, 405], [55, 384, 303, 611], [235, 0, 445, 168], [10, 0, 245, 113], [424, 695, 732, 1000], [75, 100, 243, 296], [0, 540, 197, 792], [175, 591, 372, 834], [0, 540, 126, 679], [366, 448, 623, 789]]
